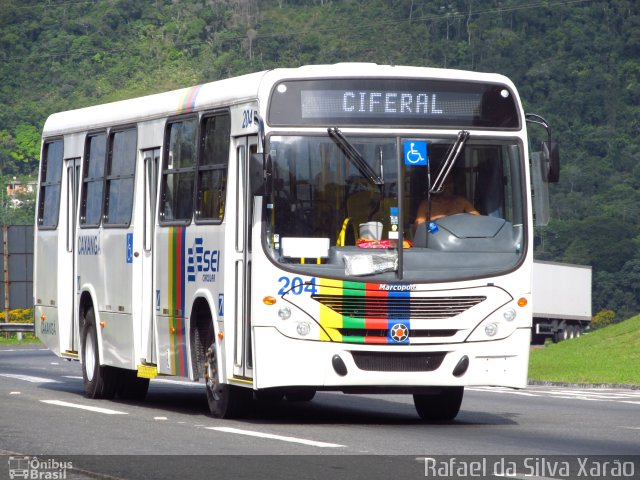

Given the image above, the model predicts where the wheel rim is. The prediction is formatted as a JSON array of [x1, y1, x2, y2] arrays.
[[85, 328, 95, 382]]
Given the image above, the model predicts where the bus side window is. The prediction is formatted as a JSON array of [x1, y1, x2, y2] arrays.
[[80, 133, 106, 226], [160, 118, 197, 223], [37, 139, 64, 228], [104, 128, 137, 226], [196, 112, 230, 222]]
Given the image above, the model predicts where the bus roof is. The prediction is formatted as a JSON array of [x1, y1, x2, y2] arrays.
[[42, 64, 516, 137]]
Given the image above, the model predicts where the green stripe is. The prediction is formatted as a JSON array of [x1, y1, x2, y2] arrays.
[[341, 336, 365, 344], [342, 317, 366, 329]]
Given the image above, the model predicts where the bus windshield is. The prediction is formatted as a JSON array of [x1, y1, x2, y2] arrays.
[[264, 134, 525, 282]]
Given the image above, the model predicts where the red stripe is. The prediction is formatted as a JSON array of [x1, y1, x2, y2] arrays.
[[364, 337, 388, 345], [365, 283, 388, 295], [365, 318, 389, 329], [176, 227, 183, 312]]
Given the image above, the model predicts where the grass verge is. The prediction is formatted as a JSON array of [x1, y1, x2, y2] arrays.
[[529, 315, 640, 385], [0, 333, 40, 345]]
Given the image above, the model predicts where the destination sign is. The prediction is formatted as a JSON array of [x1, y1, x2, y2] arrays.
[[268, 78, 519, 129], [301, 90, 480, 119]]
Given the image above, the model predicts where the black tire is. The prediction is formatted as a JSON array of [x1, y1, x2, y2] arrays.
[[203, 330, 251, 418], [285, 389, 316, 402], [117, 369, 150, 401], [413, 387, 463, 422], [81, 307, 118, 399]]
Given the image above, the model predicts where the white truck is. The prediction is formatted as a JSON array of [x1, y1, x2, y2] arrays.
[[532, 260, 592, 344]]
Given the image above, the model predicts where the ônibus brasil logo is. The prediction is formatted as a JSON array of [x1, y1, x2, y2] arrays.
[[8, 456, 73, 480]]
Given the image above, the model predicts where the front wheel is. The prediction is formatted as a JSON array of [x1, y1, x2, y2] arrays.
[[81, 308, 118, 399], [413, 387, 463, 422], [204, 342, 251, 418]]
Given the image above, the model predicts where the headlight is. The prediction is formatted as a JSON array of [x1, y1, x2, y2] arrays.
[[485, 323, 498, 337], [296, 322, 311, 336], [278, 306, 291, 320], [503, 308, 517, 322]]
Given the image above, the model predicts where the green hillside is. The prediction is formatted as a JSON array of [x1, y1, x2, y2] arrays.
[[529, 316, 640, 385], [1, 0, 640, 317]]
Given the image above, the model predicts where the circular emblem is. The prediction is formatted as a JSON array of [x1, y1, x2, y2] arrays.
[[390, 323, 409, 342]]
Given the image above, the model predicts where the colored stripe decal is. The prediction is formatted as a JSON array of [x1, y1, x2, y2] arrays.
[[168, 227, 188, 376], [178, 84, 203, 114], [317, 280, 413, 344]]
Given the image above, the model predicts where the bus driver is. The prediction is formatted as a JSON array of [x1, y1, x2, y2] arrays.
[[413, 175, 480, 233]]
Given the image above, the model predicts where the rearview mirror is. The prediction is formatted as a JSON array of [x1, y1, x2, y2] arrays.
[[543, 141, 560, 183], [249, 153, 272, 196]]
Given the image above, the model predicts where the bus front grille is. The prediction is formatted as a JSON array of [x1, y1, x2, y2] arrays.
[[338, 328, 457, 338], [350, 351, 447, 372], [312, 294, 486, 320]]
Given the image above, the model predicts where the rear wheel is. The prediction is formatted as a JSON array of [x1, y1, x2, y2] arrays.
[[203, 333, 251, 418], [81, 307, 118, 399], [413, 387, 463, 422]]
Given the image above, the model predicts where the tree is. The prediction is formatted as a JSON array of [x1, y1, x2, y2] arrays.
[[10, 123, 40, 175]]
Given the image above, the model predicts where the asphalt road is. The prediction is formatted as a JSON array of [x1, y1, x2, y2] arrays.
[[1, 346, 638, 479]]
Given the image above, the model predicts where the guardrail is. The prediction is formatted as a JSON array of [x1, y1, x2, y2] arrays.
[[0, 323, 34, 333]]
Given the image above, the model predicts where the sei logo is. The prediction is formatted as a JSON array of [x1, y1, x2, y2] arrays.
[[187, 237, 221, 283]]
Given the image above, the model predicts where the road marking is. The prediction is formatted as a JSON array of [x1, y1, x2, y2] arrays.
[[9, 392, 20, 395], [467, 387, 540, 397], [41, 399, 128, 415], [0, 373, 60, 384], [209, 427, 344, 448]]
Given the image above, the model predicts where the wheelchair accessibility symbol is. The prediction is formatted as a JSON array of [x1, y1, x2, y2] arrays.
[[404, 140, 428, 166]]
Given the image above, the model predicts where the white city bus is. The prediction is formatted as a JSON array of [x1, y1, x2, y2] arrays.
[[34, 63, 558, 420]]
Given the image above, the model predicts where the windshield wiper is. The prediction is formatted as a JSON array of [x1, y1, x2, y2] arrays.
[[430, 130, 470, 193], [328, 127, 384, 186]]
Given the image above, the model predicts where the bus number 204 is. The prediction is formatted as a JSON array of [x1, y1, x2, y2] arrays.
[[277, 276, 318, 295]]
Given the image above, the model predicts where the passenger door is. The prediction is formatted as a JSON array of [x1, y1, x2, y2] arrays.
[[63, 157, 80, 354], [233, 136, 258, 380], [142, 148, 160, 364]]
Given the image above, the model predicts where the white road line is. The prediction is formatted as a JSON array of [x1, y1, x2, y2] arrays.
[[209, 427, 344, 448], [41, 399, 128, 415], [467, 387, 540, 397], [621, 401, 640, 405], [0, 373, 60, 384]]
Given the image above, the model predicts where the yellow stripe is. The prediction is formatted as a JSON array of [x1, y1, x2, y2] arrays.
[[318, 279, 343, 341], [230, 377, 254, 385]]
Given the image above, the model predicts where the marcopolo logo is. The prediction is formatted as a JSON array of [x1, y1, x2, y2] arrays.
[[187, 237, 221, 283], [378, 284, 417, 292], [8, 456, 73, 479]]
